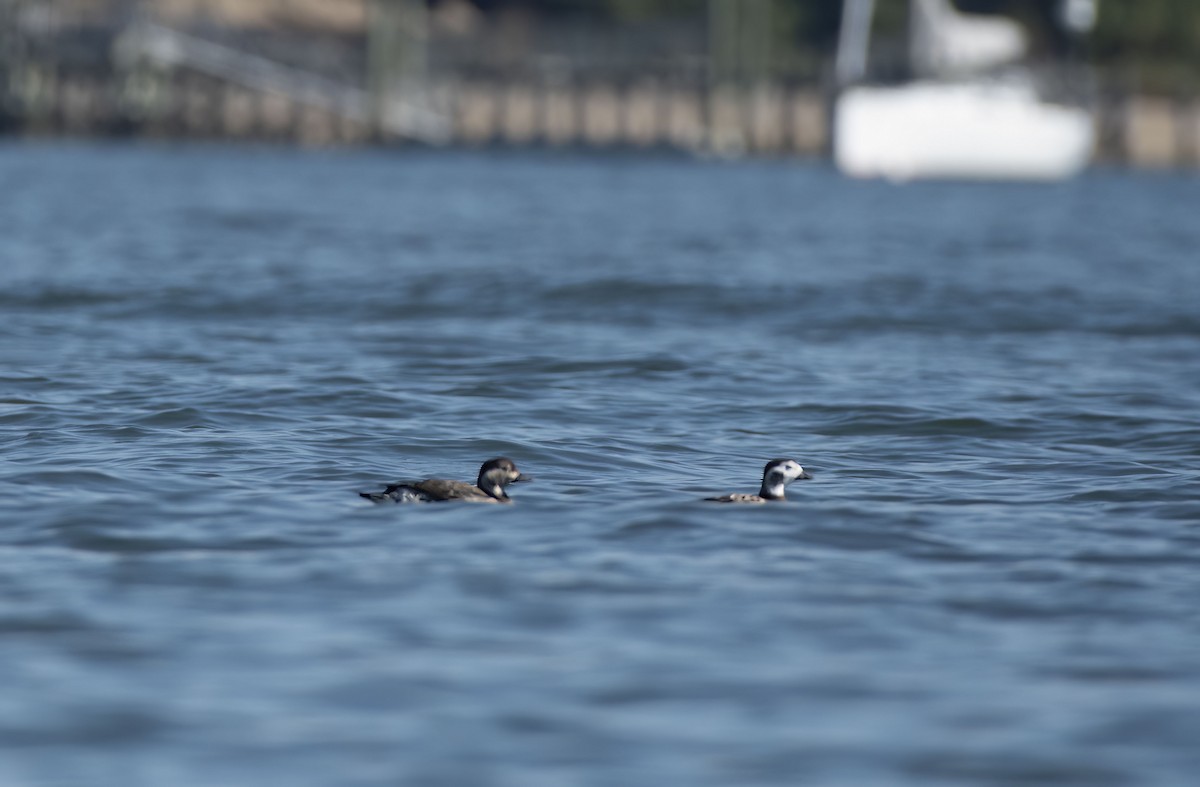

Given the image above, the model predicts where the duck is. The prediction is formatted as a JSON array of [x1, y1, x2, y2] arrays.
[[360, 457, 531, 504], [704, 458, 812, 503]]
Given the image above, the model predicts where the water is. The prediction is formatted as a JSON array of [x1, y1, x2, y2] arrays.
[[2, 143, 1199, 786]]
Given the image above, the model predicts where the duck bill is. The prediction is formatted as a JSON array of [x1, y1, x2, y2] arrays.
[[799, 471, 813, 480], [514, 474, 534, 483]]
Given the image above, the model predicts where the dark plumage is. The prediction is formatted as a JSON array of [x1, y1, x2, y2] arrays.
[[360, 457, 531, 504]]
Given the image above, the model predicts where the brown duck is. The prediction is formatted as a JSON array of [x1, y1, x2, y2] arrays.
[[360, 457, 531, 504]]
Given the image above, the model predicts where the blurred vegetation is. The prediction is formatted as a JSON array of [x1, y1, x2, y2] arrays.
[[516, 0, 1200, 91], [16, 0, 1200, 92], [1088, 0, 1200, 92]]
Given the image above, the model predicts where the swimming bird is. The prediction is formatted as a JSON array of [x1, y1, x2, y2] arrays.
[[360, 457, 531, 504], [704, 458, 812, 503]]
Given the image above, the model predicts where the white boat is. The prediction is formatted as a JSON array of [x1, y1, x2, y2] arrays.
[[833, 0, 1096, 181]]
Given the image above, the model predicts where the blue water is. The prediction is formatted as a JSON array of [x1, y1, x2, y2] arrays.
[[2, 143, 1199, 786]]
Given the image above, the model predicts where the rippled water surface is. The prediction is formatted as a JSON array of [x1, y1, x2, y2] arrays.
[[2, 143, 1199, 786]]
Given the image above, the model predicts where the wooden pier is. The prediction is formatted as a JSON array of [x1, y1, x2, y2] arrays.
[[2, 18, 1198, 168]]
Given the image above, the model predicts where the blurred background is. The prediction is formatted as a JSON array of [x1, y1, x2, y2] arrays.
[[2, 0, 1198, 171], [4, 4, 1200, 786]]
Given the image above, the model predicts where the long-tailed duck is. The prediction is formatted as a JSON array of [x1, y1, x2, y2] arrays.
[[705, 458, 812, 503], [360, 457, 531, 504]]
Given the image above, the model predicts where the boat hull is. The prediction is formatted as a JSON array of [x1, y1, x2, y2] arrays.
[[834, 81, 1094, 181]]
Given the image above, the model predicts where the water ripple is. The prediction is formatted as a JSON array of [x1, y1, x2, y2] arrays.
[[1, 147, 1198, 787]]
